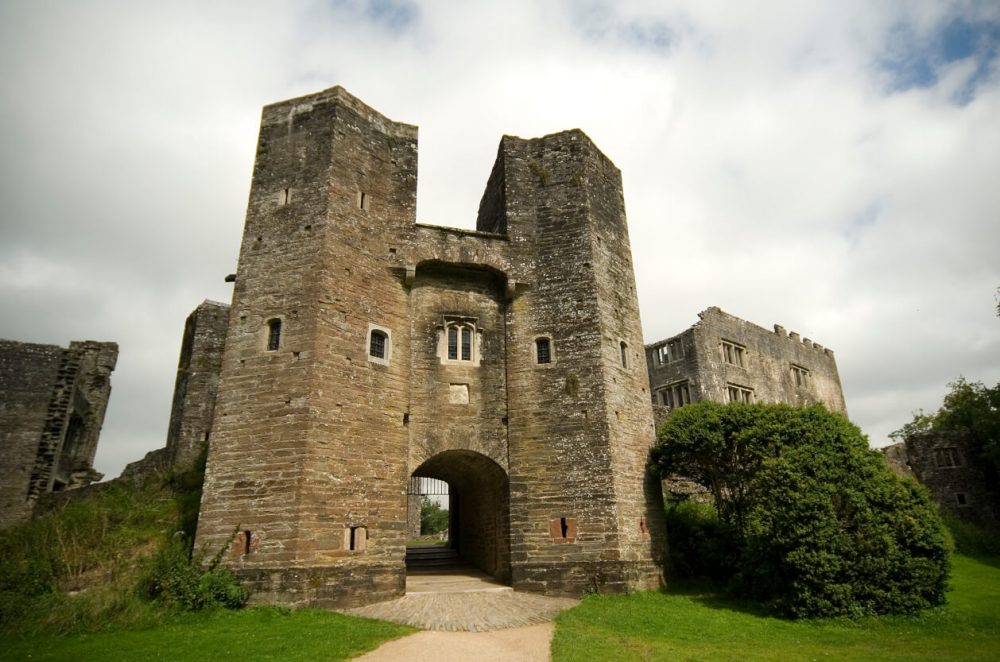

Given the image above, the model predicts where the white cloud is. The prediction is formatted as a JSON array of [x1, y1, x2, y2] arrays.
[[1, 1, 997, 478]]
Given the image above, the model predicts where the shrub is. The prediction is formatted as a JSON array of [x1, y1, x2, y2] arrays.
[[663, 500, 738, 580], [654, 402, 950, 617], [140, 533, 246, 611]]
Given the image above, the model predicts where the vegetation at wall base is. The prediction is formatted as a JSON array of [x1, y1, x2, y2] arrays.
[[552, 553, 1000, 661], [653, 402, 950, 617], [0, 457, 242, 638]]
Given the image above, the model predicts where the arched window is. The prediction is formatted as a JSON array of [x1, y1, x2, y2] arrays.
[[369, 330, 387, 359], [441, 317, 479, 364], [535, 337, 551, 364], [267, 319, 282, 351]]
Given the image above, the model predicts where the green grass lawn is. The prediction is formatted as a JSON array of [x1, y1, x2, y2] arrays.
[[1, 607, 414, 662], [552, 554, 1000, 661]]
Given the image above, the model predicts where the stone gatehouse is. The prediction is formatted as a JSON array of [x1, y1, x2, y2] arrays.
[[192, 86, 667, 608]]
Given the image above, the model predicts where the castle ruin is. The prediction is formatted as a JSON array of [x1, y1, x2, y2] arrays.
[[0, 340, 117, 528], [646, 306, 846, 414]]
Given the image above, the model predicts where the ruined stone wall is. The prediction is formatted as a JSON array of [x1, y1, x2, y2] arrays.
[[0, 340, 117, 529], [164, 300, 229, 470], [646, 307, 846, 414], [900, 432, 998, 528]]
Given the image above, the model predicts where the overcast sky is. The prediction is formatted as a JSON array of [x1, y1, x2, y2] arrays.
[[2, 1, 998, 480]]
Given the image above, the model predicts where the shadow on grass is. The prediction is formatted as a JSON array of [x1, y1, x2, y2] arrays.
[[659, 578, 782, 620]]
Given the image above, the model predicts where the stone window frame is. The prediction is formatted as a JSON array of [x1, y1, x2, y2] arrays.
[[437, 316, 482, 366], [655, 338, 684, 366], [726, 382, 754, 404], [345, 525, 367, 552], [265, 317, 283, 352], [790, 363, 810, 387], [720, 339, 746, 368], [934, 447, 962, 469], [658, 380, 691, 409], [356, 190, 370, 211], [366, 323, 392, 366], [533, 335, 555, 366]]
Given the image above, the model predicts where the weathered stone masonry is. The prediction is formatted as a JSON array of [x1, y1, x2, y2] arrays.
[[194, 86, 666, 608], [646, 306, 846, 414], [0, 340, 117, 529]]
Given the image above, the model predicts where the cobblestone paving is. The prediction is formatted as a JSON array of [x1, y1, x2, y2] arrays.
[[344, 587, 578, 632]]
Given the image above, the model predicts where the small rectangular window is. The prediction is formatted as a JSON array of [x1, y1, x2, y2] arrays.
[[934, 447, 962, 468], [267, 319, 281, 351], [660, 381, 690, 409], [726, 383, 754, 404], [791, 364, 810, 386], [536, 338, 551, 364], [721, 340, 745, 367], [348, 526, 367, 551]]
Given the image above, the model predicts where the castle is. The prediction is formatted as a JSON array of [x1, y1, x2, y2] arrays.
[[0, 86, 865, 607], [188, 86, 667, 608]]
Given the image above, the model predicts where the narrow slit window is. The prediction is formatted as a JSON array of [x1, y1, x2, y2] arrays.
[[536, 337, 551, 364], [348, 526, 367, 551], [267, 319, 281, 351], [620, 341, 628, 368], [243, 530, 252, 555], [448, 327, 458, 360], [461, 327, 472, 361], [560, 517, 569, 538]]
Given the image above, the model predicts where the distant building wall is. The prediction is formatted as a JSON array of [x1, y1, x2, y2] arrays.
[[165, 301, 230, 470], [645, 307, 846, 414], [0, 339, 117, 529], [889, 433, 998, 528]]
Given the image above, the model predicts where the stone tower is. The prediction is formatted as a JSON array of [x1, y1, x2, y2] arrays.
[[195, 86, 665, 608]]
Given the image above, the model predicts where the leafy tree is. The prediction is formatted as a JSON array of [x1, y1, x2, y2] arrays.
[[892, 378, 1000, 479], [420, 497, 449, 535], [654, 402, 950, 617]]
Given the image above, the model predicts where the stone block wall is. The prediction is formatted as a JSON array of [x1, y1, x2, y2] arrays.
[[646, 306, 846, 414], [0, 339, 117, 529], [194, 86, 665, 609], [895, 433, 998, 528], [164, 300, 229, 470]]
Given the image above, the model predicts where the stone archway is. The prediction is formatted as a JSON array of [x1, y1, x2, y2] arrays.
[[410, 449, 511, 582]]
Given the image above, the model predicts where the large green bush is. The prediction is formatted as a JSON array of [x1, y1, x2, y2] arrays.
[[653, 402, 950, 617]]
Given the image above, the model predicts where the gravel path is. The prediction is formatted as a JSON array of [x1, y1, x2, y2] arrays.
[[351, 622, 557, 662]]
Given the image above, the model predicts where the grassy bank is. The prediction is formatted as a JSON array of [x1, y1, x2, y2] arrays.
[[0, 607, 414, 661], [552, 554, 1000, 661]]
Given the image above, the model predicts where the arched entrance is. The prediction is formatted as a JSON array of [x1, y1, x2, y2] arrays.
[[408, 450, 511, 583]]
